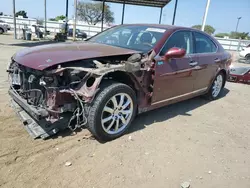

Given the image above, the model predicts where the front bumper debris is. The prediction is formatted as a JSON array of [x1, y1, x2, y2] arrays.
[[9, 89, 70, 139]]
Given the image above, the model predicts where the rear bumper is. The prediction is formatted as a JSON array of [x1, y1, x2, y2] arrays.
[[9, 89, 70, 139]]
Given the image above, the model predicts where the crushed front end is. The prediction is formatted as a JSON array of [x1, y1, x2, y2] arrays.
[[228, 66, 250, 84], [7, 60, 94, 139], [7, 53, 154, 139]]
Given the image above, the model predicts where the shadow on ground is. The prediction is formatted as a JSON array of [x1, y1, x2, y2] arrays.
[[128, 88, 230, 134], [51, 88, 230, 141]]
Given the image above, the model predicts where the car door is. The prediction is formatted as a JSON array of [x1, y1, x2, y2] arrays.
[[192, 31, 221, 90], [152, 30, 199, 104]]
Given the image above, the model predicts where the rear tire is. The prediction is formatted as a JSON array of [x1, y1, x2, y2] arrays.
[[87, 82, 137, 141], [206, 72, 225, 100], [245, 54, 250, 63], [0, 28, 4, 34]]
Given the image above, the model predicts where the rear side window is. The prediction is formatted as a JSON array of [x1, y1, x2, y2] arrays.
[[194, 32, 217, 53]]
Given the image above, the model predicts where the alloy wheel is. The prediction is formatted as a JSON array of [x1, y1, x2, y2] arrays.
[[212, 74, 223, 98], [101, 93, 134, 135]]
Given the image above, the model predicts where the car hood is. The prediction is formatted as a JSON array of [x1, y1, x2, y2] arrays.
[[13, 42, 139, 70]]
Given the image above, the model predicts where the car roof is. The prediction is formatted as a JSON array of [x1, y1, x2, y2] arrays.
[[120, 23, 187, 30], [117, 24, 207, 34]]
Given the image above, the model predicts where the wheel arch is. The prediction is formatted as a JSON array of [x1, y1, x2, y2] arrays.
[[100, 71, 140, 96], [219, 69, 227, 87], [208, 68, 227, 92]]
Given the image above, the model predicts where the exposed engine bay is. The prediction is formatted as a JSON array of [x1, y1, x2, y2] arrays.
[[7, 53, 155, 139]]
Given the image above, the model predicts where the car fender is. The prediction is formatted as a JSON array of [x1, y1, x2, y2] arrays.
[[207, 67, 227, 92]]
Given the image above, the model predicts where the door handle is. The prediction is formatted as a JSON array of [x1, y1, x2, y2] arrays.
[[189, 61, 198, 66], [214, 58, 221, 63]]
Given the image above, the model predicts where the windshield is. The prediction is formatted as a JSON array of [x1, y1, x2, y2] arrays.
[[89, 25, 167, 52]]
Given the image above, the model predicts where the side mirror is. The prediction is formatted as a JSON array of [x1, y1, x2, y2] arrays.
[[164, 47, 186, 60]]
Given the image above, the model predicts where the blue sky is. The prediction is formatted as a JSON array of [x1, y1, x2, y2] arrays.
[[1, 0, 250, 33]]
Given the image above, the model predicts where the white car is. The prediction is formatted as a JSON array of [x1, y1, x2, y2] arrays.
[[0, 20, 10, 34], [239, 44, 250, 62]]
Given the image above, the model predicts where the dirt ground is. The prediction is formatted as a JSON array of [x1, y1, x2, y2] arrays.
[[0, 34, 250, 188]]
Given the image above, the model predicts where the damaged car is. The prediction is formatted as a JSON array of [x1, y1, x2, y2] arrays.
[[7, 24, 232, 141], [228, 66, 250, 84]]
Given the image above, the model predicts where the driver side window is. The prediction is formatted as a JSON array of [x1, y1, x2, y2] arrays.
[[160, 31, 193, 56]]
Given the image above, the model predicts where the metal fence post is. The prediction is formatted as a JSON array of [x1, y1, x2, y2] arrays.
[[237, 39, 241, 51], [13, 0, 17, 39]]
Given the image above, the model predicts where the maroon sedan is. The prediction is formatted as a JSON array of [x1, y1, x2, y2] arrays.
[[7, 24, 231, 141]]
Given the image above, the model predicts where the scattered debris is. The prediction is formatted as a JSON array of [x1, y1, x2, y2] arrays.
[[181, 181, 190, 188], [65, 161, 72, 166], [82, 134, 94, 140], [128, 135, 133, 141], [213, 131, 222, 135], [89, 153, 95, 158]]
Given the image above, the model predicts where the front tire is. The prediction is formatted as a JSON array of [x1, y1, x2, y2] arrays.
[[206, 72, 225, 100], [87, 82, 137, 141]]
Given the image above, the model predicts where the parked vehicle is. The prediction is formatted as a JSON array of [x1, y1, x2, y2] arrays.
[[29, 25, 50, 37], [0, 20, 9, 34], [7, 24, 231, 141], [68, 28, 87, 39], [228, 66, 250, 84], [239, 45, 250, 63]]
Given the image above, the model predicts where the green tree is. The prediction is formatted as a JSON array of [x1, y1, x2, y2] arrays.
[[77, 2, 114, 25], [15, 10, 28, 18], [191, 25, 215, 35], [230, 32, 249, 39], [56, 15, 66, 21], [49, 15, 66, 21], [0, 12, 3, 16], [215, 33, 229, 38]]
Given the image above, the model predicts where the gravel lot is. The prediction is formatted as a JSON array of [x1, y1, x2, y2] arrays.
[[0, 34, 250, 188]]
